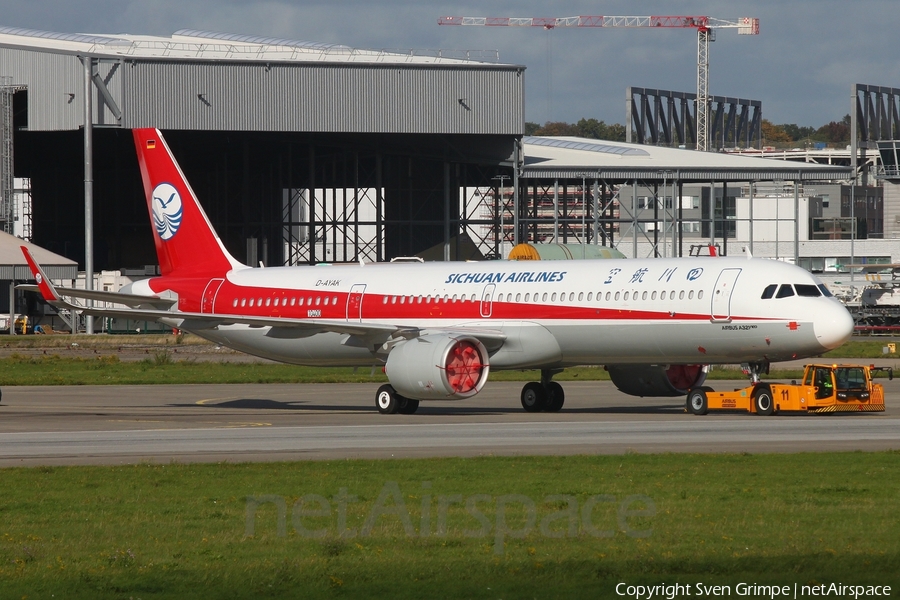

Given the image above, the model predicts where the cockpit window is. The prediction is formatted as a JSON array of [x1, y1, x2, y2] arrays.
[[761, 284, 777, 299], [795, 284, 822, 297], [817, 284, 833, 297], [775, 284, 795, 298]]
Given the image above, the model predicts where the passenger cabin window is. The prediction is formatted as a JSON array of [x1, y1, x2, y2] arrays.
[[775, 284, 795, 298], [761, 284, 777, 299], [795, 284, 822, 297]]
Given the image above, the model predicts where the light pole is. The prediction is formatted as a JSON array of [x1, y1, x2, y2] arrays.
[[492, 174, 509, 258], [658, 170, 674, 257]]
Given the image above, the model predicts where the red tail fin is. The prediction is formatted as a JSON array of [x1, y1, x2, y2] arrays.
[[132, 128, 242, 277]]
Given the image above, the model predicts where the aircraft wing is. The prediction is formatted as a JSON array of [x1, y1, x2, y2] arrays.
[[44, 302, 507, 351], [18, 246, 176, 310], [16, 284, 177, 310]]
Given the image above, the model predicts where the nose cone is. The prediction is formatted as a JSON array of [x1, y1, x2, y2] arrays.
[[815, 301, 854, 350]]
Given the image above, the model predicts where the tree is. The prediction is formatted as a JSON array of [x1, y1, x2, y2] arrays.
[[575, 118, 626, 141], [816, 114, 851, 144], [779, 123, 817, 142], [760, 119, 792, 144], [533, 121, 580, 136]]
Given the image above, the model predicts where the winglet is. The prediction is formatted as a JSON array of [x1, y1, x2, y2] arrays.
[[20, 246, 61, 302]]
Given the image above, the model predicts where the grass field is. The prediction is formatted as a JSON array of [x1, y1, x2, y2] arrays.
[[1, 337, 897, 597], [0, 453, 898, 599], [0, 338, 894, 386]]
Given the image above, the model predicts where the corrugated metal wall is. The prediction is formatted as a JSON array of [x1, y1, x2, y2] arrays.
[[123, 61, 523, 134], [0, 48, 524, 135], [0, 50, 81, 130]]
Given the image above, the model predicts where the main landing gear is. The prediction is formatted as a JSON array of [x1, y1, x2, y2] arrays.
[[375, 384, 419, 415], [520, 369, 565, 413]]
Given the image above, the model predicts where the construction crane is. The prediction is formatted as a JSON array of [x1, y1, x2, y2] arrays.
[[438, 15, 760, 152]]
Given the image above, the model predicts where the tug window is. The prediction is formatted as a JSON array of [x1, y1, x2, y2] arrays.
[[761, 284, 777, 299], [775, 284, 795, 299]]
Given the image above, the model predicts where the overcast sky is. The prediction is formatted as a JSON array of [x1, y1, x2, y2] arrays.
[[3, 0, 898, 128]]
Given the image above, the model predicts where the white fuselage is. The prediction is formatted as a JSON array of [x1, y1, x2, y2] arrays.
[[154, 256, 853, 369]]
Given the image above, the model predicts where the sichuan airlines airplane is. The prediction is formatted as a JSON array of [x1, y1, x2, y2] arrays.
[[21, 128, 854, 414]]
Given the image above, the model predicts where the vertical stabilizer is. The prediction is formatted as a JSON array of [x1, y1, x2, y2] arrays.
[[132, 128, 243, 277]]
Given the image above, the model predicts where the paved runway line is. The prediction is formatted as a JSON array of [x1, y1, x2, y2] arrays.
[[1, 418, 898, 460]]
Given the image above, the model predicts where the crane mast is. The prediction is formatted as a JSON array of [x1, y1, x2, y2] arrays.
[[438, 15, 760, 151]]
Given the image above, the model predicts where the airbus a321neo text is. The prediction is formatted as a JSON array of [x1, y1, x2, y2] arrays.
[[21, 128, 854, 414]]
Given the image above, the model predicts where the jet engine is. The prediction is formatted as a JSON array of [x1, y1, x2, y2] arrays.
[[606, 364, 708, 397], [385, 335, 490, 400]]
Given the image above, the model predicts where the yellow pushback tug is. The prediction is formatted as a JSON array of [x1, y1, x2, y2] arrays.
[[686, 364, 891, 415]]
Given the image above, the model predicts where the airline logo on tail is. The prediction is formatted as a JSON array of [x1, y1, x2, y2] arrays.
[[152, 183, 183, 240]]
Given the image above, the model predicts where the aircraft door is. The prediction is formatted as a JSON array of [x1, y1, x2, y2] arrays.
[[480, 283, 496, 318], [710, 268, 741, 322], [346, 284, 366, 321], [201, 278, 225, 314]]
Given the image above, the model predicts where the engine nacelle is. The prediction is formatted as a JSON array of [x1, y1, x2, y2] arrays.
[[606, 364, 708, 397], [385, 335, 490, 400]]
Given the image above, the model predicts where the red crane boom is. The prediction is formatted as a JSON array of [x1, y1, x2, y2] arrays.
[[438, 15, 760, 151]]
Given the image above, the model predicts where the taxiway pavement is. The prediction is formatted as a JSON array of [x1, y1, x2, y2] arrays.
[[1, 380, 898, 466]]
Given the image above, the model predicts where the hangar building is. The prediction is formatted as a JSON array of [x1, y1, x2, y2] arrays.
[[0, 27, 524, 273]]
